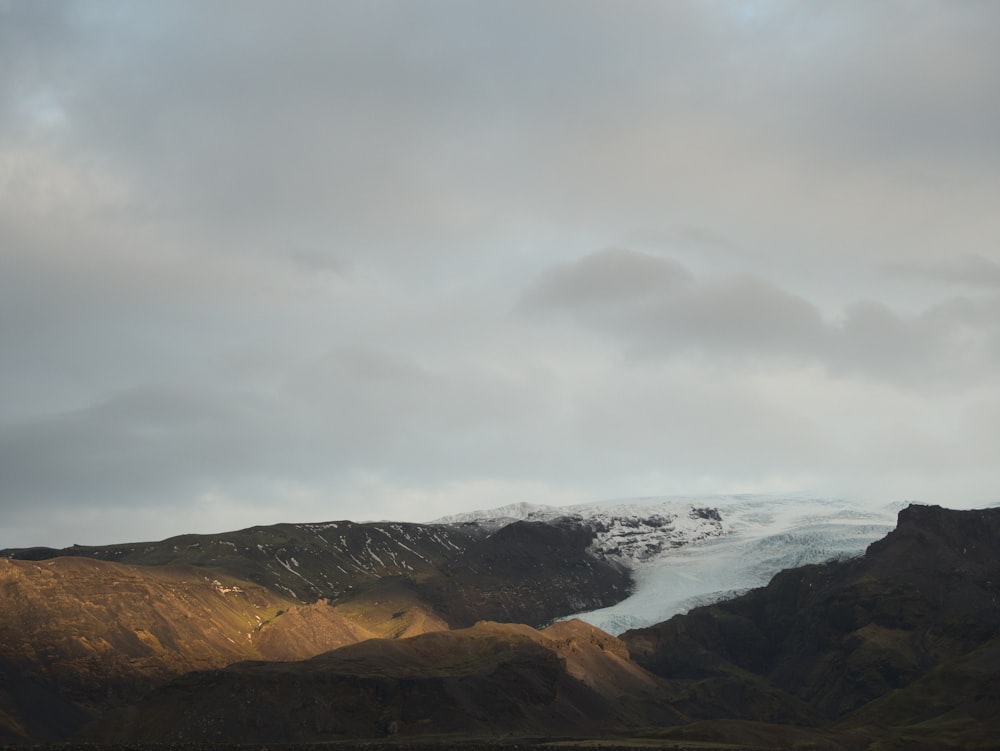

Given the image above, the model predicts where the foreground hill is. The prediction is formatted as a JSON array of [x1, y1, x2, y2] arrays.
[[84, 619, 680, 744], [0, 556, 432, 742], [621, 504, 1000, 749]]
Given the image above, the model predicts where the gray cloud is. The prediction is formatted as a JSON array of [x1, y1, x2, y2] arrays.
[[522, 248, 693, 308], [0, 385, 260, 508], [2, 1, 1000, 547], [9, 0, 998, 270], [526, 249, 1000, 387], [883, 254, 1000, 288]]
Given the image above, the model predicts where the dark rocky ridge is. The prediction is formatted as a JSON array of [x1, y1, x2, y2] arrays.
[[2, 520, 485, 603], [621, 504, 1000, 746], [422, 520, 631, 627]]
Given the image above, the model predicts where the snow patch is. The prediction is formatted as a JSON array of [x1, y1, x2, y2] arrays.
[[208, 578, 243, 595]]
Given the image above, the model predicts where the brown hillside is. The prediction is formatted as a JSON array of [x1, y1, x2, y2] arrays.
[[85, 619, 682, 743], [0, 556, 444, 742]]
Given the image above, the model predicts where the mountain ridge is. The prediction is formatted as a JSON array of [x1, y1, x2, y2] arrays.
[[620, 503, 1000, 748], [3, 500, 999, 748]]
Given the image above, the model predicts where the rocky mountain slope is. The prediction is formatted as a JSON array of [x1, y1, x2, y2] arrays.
[[4, 495, 897, 634], [438, 495, 900, 633], [422, 518, 631, 627], [3, 501, 998, 749], [69, 504, 1000, 749], [84, 619, 680, 744], [434, 499, 727, 561], [0, 556, 427, 742], [4, 520, 484, 602], [0, 515, 632, 742], [3, 517, 632, 629], [621, 504, 1000, 749]]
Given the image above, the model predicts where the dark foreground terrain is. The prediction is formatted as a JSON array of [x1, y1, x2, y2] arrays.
[[0, 745, 772, 751]]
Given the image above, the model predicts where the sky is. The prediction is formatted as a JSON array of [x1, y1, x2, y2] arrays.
[[2, 0, 999, 548]]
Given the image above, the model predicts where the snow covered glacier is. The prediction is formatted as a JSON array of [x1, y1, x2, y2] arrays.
[[436, 495, 902, 635]]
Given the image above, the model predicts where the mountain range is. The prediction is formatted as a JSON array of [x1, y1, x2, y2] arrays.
[[2, 497, 998, 749]]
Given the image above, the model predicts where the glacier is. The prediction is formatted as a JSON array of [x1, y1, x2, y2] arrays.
[[436, 494, 903, 635]]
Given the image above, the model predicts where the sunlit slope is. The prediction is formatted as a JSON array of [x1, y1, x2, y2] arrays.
[[86, 619, 680, 743], [0, 555, 444, 741]]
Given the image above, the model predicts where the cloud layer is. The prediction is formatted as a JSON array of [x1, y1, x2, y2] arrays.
[[2, 1, 999, 547]]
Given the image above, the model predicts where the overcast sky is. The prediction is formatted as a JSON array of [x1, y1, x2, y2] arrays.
[[2, 0, 999, 548]]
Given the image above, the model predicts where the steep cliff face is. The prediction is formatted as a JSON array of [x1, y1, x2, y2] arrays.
[[621, 504, 1000, 742]]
